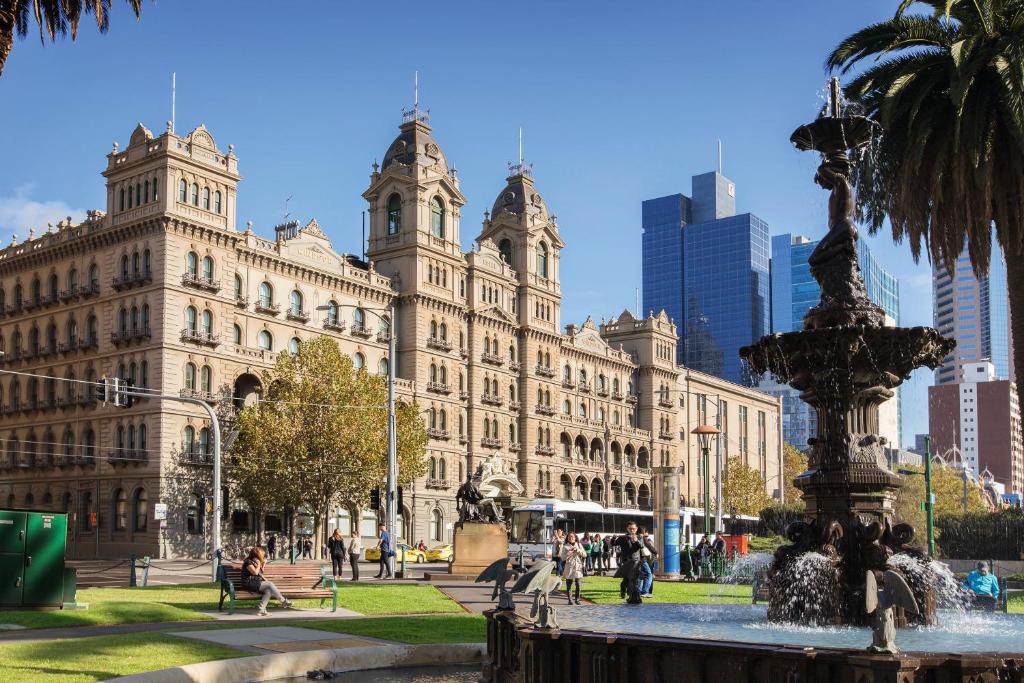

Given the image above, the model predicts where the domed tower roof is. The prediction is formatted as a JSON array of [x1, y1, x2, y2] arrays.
[[381, 117, 448, 172], [490, 164, 549, 222]]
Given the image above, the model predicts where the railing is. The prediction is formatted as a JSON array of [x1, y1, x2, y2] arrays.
[[658, 398, 674, 408], [459, 391, 469, 401], [350, 325, 373, 338], [286, 308, 311, 323], [323, 320, 347, 333], [458, 434, 468, 444], [625, 395, 638, 404], [596, 387, 610, 397], [509, 401, 521, 411], [181, 273, 221, 292], [427, 428, 451, 440], [254, 301, 281, 315], [480, 437, 502, 448], [535, 488, 555, 497], [425, 478, 451, 490], [234, 295, 249, 308], [376, 332, 392, 344], [181, 448, 213, 465], [426, 337, 452, 352], [109, 449, 148, 465], [509, 442, 521, 452], [536, 365, 556, 378], [481, 353, 504, 366], [180, 388, 217, 402], [535, 405, 556, 416], [658, 431, 674, 440], [180, 328, 221, 346], [578, 381, 591, 393], [112, 270, 153, 290], [535, 445, 555, 456], [509, 361, 521, 372], [611, 391, 624, 400], [426, 382, 452, 394], [111, 328, 153, 345], [480, 394, 504, 406], [562, 379, 575, 389]]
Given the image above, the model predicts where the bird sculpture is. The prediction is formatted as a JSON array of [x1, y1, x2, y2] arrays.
[[509, 560, 561, 629], [865, 569, 920, 654], [475, 557, 517, 611]]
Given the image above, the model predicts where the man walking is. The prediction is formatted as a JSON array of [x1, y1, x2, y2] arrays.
[[613, 521, 645, 604], [374, 523, 393, 579]]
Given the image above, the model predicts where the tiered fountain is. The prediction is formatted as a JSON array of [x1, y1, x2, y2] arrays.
[[483, 80, 1022, 682]]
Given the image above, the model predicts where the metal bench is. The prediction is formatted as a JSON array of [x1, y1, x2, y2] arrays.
[[217, 561, 338, 614]]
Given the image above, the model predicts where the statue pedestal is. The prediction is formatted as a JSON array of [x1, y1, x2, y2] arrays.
[[450, 521, 508, 577]]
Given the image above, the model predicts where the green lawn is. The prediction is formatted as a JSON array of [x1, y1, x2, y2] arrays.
[[0, 582, 461, 630], [0, 632, 248, 683], [581, 576, 751, 605], [300, 614, 486, 644]]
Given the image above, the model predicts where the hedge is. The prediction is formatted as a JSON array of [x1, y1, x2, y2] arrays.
[[758, 504, 803, 537], [934, 509, 1024, 560]]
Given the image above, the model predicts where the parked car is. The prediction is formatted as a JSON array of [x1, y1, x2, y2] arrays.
[[426, 544, 453, 562], [364, 542, 426, 564]]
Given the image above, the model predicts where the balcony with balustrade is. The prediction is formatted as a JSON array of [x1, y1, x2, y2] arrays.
[[509, 401, 521, 412], [181, 273, 222, 293], [481, 352, 504, 366], [578, 381, 591, 393], [180, 328, 221, 347], [425, 478, 451, 490], [180, 388, 218, 403], [535, 445, 555, 456], [286, 307, 311, 323], [111, 327, 152, 346], [427, 428, 451, 440], [323, 319, 346, 333], [254, 300, 281, 316], [350, 325, 372, 338], [535, 404, 556, 416], [480, 394, 504, 407], [112, 270, 153, 291], [427, 382, 452, 395], [427, 337, 452, 352], [480, 437, 502, 448], [509, 361, 521, 372]]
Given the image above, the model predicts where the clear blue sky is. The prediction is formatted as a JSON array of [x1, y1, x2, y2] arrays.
[[0, 0, 934, 445]]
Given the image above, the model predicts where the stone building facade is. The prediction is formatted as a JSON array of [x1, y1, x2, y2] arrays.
[[0, 113, 782, 559]]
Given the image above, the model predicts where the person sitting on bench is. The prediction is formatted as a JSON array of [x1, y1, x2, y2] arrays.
[[963, 561, 1000, 611], [242, 546, 292, 616]]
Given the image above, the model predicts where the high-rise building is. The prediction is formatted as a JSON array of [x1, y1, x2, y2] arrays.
[[642, 172, 770, 385], [766, 233, 902, 449], [933, 238, 1013, 385], [928, 361, 1022, 494], [0, 115, 784, 559]]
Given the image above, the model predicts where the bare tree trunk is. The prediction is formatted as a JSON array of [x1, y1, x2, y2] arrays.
[[0, 6, 14, 78], [1006, 250, 1024, 429]]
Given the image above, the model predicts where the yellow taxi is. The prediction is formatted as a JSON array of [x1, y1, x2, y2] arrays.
[[426, 544, 453, 562], [364, 542, 427, 564]]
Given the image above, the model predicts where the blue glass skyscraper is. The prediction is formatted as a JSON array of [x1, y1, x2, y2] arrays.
[[642, 172, 770, 385]]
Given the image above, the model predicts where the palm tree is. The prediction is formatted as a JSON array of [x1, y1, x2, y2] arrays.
[[827, 0, 1024, 407], [0, 0, 143, 77]]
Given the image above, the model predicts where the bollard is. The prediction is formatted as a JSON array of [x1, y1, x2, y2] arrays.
[[518, 547, 524, 570], [129, 555, 137, 587], [141, 556, 151, 587], [400, 549, 407, 579], [290, 544, 296, 565]]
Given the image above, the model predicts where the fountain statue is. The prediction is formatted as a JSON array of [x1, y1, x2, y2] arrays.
[[740, 77, 955, 627]]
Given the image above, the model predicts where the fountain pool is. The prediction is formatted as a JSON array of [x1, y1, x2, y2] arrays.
[[554, 604, 1024, 654]]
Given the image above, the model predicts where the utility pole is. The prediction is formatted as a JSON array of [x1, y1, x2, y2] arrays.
[[923, 436, 935, 557], [714, 397, 722, 534], [385, 301, 399, 576]]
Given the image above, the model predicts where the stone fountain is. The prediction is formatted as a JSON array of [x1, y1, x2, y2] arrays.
[[740, 77, 954, 628], [482, 81, 1023, 682]]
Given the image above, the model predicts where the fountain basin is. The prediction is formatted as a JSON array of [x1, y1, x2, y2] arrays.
[[485, 608, 1024, 682]]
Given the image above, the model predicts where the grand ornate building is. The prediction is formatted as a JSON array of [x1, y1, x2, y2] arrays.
[[0, 111, 782, 558]]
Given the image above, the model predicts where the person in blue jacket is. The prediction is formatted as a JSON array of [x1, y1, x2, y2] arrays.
[[964, 561, 1000, 611]]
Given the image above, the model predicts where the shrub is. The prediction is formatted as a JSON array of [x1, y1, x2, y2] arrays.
[[758, 504, 803, 537]]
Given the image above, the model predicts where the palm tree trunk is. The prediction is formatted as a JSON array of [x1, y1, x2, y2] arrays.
[[0, 4, 15, 77], [1005, 249, 1024, 431]]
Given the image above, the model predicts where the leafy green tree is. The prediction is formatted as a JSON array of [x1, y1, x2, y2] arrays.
[[230, 336, 427, 557], [1, 0, 144, 76], [894, 462, 990, 537], [827, 0, 1024, 409], [722, 456, 774, 516], [782, 443, 808, 504]]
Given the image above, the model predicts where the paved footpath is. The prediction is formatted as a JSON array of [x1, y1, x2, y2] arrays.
[[434, 579, 593, 614]]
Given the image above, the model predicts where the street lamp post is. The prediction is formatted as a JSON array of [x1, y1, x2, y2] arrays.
[[924, 436, 935, 556], [691, 425, 720, 538]]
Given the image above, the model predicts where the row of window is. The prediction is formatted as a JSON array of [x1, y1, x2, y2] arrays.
[[385, 193, 446, 238], [0, 264, 101, 310], [2, 487, 148, 533], [2, 426, 98, 468], [558, 474, 651, 508], [177, 180, 223, 214], [0, 360, 150, 409], [118, 179, 159, 212], [1, 314, 99, 354]]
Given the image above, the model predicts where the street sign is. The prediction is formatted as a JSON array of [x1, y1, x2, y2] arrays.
[[154, 503, 167, 521]]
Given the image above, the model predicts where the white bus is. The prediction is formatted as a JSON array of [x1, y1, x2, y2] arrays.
[[508, 498, 760, 567]]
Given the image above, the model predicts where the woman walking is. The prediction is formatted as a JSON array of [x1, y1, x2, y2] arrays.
[[560, 532, 586, 605], [242, 547, 291, 616], [348, 530, 362, 581], [327, 529, 346, 580]]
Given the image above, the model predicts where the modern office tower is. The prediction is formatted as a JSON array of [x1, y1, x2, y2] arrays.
[[642, 172, 770, 385], [929, 361, 1023, 494], [933, 239, 1013, 385], [767, 233, 902, 448]]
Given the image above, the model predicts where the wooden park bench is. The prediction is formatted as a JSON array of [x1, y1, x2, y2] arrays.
[[217, 561, 338, 614]]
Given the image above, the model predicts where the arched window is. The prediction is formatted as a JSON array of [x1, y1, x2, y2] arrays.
[[114, 488, 128, 530], [289, 337, 300, 355], [129, 306, 138, 333], [140, 361, 149, 387], [120, 187, 126, 211], [562, 399, 571, 415], [498, 238, 513, 266], [536, 241, 549, 278], [152, 178, 159, 201], [201, 309, 212, 334], [353, 308, 366, 330], [387, 193, 402, 234], [89, 263, 99, 286], [200, 365, 212, 393], [199, 427, 210, 455], [179, 179, 187, 202], [439, 322, 448, 341], [430, 320, 438, 339], [232, 324, 242, 344], [131, 251, 140, 275], [379, 315, 391, 340], [214, 191, 222, 214], [186, 252, 198, 276], [182, 425, 196, 454], [183, 363, 196, 390], [579, 403, 587, 418], [289, 290, 303, 315], [201, 256, 213, 279], [353, 352, 365, 371], [141, 304, 150, 331], [258, 282, 273, 307], [144, 179, 150, 203], [326, 301, 339, 325], [67, 267, 78, 291], [378, 358, 389, 375], [66, 317, 78, 345], [257, 330, 272, 351], [234, 274, 244, 300], [430, 509, 443, 541], [430, 196, 445, 238], [184, 306, 197, 332], [202, 187, 210, 210], [439, 409, 447, 431], [133, 488, 148, 531], [190, 183, 199, 205]]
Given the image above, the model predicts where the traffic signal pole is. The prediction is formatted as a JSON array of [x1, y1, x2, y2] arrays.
[[104, 381, 221, 579], [386, 300, 398, 577], [924, 436, 935, 557]]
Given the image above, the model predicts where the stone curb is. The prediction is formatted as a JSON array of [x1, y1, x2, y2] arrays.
[[105, 642, 486, 682]]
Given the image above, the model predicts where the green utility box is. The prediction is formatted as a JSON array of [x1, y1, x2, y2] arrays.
[[0, 509, 69, 608]]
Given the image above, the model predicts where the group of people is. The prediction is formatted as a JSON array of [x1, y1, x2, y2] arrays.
[[551, 522, 660, 604]]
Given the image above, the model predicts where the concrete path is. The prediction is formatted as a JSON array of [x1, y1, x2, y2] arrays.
[[434, 579, 592, 614], [168, 625, 387, 654]]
